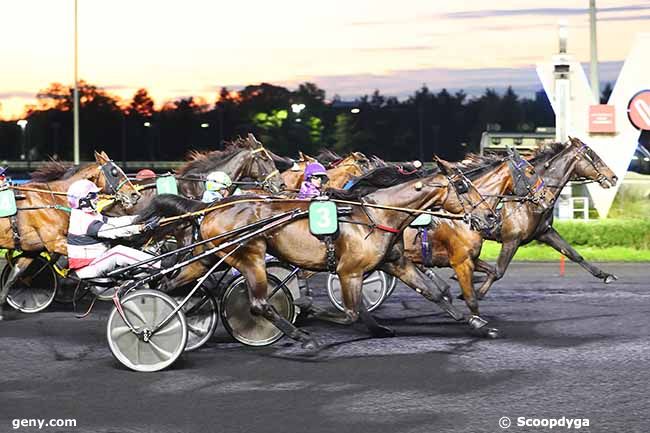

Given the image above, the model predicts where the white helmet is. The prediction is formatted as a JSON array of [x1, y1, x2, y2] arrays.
[[67, 179, 100, 209], [205, 171, 232, 192]]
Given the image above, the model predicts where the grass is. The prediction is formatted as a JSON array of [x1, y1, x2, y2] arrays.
[[479, 240, 650, 262]]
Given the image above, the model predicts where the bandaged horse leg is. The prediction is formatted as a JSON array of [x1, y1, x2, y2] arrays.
[[0, 256, 33, 320], [382, 256, 498, 337], [537, 227, 618, 283]]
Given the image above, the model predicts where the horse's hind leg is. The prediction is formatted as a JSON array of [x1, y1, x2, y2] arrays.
[[339, 272, 395, 338], [241, 259, 318, 350], [0, 256, 33, 320]]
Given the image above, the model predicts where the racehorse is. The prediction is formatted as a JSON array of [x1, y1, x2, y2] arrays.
[[402, 149, 555, 317], [103, 134, 284, 217], [0, 151, 140, 319], [475, 137, 618, 299], [144, 157, 498, 349]]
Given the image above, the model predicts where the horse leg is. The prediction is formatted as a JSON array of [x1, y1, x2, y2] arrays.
[[381, 257, 497, 336], [537, 227, 618, 283], [340, 272, 395, 338], [453, 258, 480, 317], [420, 267, 453, 303], [476, 239, 520, 300], [242, 262, 318, 350], [0, 256, 33, 320]]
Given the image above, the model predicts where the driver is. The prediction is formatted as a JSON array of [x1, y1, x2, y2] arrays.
[[298, 162, 329, 198], [66, 179, 160, 280], [202, 171, 241, 203]]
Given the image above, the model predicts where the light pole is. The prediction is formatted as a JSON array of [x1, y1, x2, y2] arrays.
[[73, 0, 80, 164], [17, 119, 28, 160], [589, 0, 600, 102], [291, 103, 305, 122]]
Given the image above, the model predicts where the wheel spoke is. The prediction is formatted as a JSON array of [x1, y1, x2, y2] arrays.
[[122, 303, 148, 326], [187, 322, 206, 337], [364, 276, 381, 284], [148, 338, 174, 360], [110, 325, 134, 340], [153, 319, 182, 337]]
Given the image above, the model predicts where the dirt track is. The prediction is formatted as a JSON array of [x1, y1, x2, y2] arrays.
[[0, 262, 648, 433]]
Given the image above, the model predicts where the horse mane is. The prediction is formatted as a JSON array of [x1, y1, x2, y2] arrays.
[[452, 153, 505, 180], [316, 148, 343, 167], [30, 160, 88, 182], [529, 141, 565, 162], [327, 166, 431, 200], [178, 134, 265, 176]]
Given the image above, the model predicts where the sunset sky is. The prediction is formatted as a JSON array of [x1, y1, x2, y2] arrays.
[[1, 0, 648, 119]]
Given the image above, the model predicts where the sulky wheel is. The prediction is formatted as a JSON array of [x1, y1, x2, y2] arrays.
[[327, 270, 388, 312], [4, 255, 57, 314], [386, 274, 398, 297], [106, 289, 187, 372], [220, 274, 296, 347], [173, 288, 219, 352]]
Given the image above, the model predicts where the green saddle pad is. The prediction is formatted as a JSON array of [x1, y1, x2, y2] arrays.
[[156, 175, 178, 195], [410, 213, 432, 227], [309, 201, 338, 236], [0, 189, 17, 217]]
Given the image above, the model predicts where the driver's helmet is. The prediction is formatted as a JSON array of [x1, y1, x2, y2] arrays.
[[205, 171, 232, 192], [67, 179, 100, 209], [135, 169, 156, 180], [304, 162, 328, 181]]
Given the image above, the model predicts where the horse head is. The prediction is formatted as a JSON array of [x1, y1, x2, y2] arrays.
[[568, 137, 618, 188], [92, 151, 141, 208]]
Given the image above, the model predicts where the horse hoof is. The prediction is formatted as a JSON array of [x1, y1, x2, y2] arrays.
[[443, 295, 453, 304], [456, 294, 465, 301], [372, 326, 396, 338], [485, 328, 500, 339], [604, 274, 618, 284], [468, 315, 488, 330]]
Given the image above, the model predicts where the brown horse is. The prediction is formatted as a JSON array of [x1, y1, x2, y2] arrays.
[[402, 149, 555, 317], [147, 158, 498, 349], [0, 151, 140, 319], [281, 151, 373, 190], [474, 137, 618, 299], [104, 134, 284, 218]]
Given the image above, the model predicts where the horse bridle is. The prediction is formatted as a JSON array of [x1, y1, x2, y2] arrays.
[[99, 160, 139, 206], [249, 146, 281, 191], [541, 140, 610, 188], [438, 171, 496, 230]]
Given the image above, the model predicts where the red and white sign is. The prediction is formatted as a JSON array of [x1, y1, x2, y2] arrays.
[[627, 90, 650, 130], [588, 105, 616, 133]]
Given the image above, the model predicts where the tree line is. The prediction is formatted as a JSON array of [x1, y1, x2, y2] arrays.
[[0, 80, 614, 162]]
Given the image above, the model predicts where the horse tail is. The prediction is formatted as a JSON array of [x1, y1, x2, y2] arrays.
[[136, 194, 208, 222]]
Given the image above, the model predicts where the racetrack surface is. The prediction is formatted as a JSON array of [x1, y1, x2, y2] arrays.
[[0, 262, 648, 433]]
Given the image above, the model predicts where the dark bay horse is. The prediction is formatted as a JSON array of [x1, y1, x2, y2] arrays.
[[146, 158, 498, 348], [475, 137, 618, 299], [0, 151, 140, 319], [403, 149, 555, 317]]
